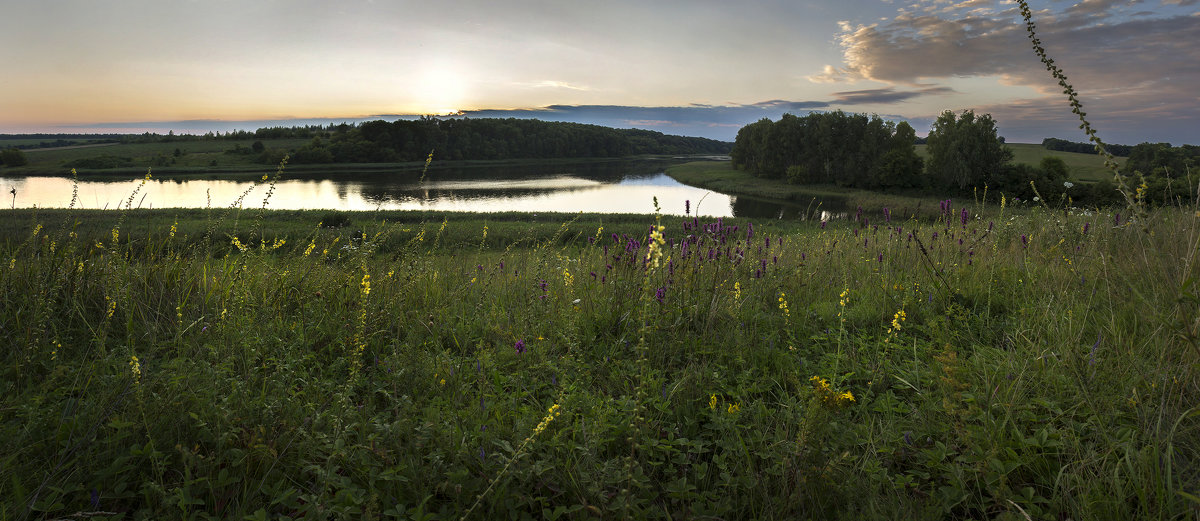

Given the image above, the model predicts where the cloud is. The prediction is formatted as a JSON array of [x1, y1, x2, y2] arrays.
[[832, 86, 954, 104], [526, 80, 592, 91], [813, 1, 1200, 143]]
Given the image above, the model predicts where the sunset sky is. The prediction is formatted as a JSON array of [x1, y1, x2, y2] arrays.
[[2, 0, 1197, 144]]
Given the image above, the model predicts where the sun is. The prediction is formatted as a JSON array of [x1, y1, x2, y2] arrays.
[[411, 66, 468, 115]]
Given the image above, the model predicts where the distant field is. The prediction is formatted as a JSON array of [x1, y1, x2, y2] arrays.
[[0, 138, 111, 148], [3, 138, 311, 174], [916, 143, 1124, 182]]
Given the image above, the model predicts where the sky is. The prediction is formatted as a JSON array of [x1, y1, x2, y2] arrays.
[[2, 0, 1197, 144]]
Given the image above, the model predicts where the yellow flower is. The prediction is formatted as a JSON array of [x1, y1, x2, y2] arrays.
[[529, 402, 562, 439], [727, 402, 740, 414], [129, 355, 142, 383], [709, 394, 718, 410]]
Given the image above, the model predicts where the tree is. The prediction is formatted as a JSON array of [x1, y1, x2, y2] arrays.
[[1039, 156, 1069, 181], [925, 110, 1012, 190], [0, 148, 28, 167]]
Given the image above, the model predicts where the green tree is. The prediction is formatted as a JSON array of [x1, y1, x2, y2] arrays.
[[1039, 156, 1069, 181], [0, 148, 28, 167], [925, 110, 1012, 190]]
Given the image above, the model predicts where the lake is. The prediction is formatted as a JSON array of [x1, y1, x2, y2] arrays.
[[0, 159, 830, 219]]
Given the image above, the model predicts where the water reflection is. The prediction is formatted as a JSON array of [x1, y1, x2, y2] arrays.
[[0, 160, 828, 219]]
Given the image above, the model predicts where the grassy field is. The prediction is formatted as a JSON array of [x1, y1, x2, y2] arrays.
[[915, 143, 1126, 183], [0, 138, 314, 176], [2, 175, 1197, 519], [666, 161, 945, 218]]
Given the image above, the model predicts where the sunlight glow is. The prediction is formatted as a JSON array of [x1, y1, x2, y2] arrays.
[[410, 66, 468, 115]]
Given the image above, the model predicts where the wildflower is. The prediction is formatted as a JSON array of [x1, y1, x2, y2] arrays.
[[778, 292, 790, 320], [526, 402, 562, 441], [709, 394, 718, 410], [727, 402, 740, 414], [646, 224, 666, 268], [733, 281, 742, 301], [515, 340, 526, 355], [129, 355, 142, 383], [169, 220, 178, 239], [888, 309, 907, 334], [1063, 181, 1074, 189]]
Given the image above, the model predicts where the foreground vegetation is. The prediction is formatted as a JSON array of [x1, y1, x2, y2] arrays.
[[2, 177, 1198, 519]]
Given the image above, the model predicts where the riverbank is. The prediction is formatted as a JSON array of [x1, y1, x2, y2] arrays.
[[666, 160, 945, 218], [5, 154, 700, 180]]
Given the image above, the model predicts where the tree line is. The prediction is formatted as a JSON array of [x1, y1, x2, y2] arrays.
[[1041, 137, 1133, 157], [261, 118, 731, 164], [732, 110, 1197, 207], [730, 111, 925, 189]]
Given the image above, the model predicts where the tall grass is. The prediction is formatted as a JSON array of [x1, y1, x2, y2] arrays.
[[2, 174, 1197, 519]]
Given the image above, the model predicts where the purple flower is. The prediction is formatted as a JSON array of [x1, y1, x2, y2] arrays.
[[1021, 234, 1029, 248], [654, 286, 666, 304], [685, 199, 690, 215], [960, 208, 969, 226], [515, 340, 526, 355], [1089, 333, 1102, 366], [1083, 222, 1090, 234], [883, 207, 891, 223]]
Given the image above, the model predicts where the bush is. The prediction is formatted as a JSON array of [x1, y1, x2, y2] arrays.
[[0, 148, 28, 167]]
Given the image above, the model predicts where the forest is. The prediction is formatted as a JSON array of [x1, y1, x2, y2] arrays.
[[202, 118, 730, 164], [731, 111, 1197, 206]]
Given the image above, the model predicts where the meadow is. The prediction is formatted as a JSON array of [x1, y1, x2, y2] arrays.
[[914, 143, 1127, 183], [1, 172, 1198, 519], [666, 160, 941, 216]]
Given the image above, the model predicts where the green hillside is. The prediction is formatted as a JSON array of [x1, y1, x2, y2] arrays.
[[916, 143, 1124, 182]]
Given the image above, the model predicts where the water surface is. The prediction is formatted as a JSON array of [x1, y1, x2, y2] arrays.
[[1, 160, 829, 219]]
